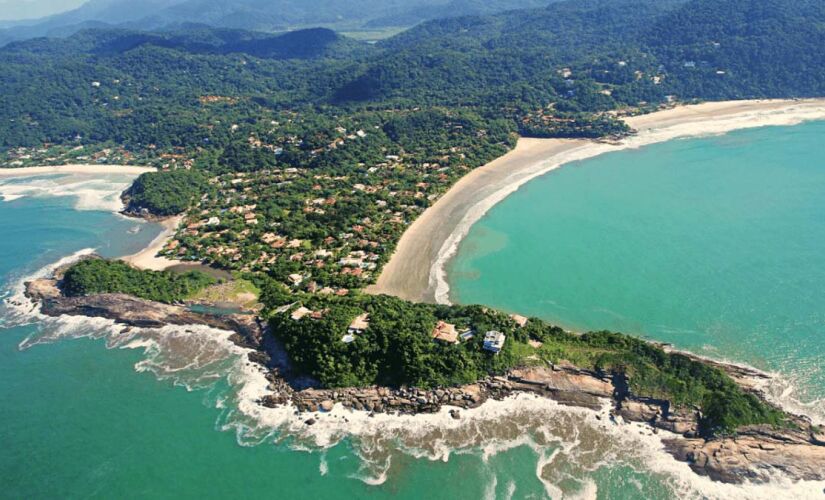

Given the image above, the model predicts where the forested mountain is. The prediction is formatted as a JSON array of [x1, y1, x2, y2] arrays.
[[72, 26, 368, 60], [336, 0, 825, 105], [2, 0, 822, 152], [0, 0, 550, 46]]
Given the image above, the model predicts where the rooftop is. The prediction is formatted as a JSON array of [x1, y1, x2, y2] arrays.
[[290, 306, 312, 321], [483, 330, 506, 353], [348, 313, 370, 332], [431, 321, 458, 344], [510, 314, 529, 328]]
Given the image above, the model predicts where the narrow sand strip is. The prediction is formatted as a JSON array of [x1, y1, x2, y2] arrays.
[[0, 162, 180, 270], [121, 215, 185, 271], [0, 164, 156, 177], [367, 99, 825, 303]]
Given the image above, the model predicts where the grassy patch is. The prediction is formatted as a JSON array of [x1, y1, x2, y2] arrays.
[[187, 276, 261, 310]]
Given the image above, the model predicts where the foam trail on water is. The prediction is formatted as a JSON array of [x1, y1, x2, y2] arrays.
[[483, 476, 498, 500], [6, 254, 825, 499], [0, 173, 137, 212]]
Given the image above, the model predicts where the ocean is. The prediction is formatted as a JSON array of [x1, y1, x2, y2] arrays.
[[450, 121, 825, 424], [1, 123, 824, 499]]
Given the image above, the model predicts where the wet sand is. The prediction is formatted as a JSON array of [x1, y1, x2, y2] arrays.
[[0, 164, 155, 177], [367, 99, 825, 303], [121, 216, 185, 271]]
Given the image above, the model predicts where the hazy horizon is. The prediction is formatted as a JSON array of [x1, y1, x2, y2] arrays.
[[0, 0, 85, 21]]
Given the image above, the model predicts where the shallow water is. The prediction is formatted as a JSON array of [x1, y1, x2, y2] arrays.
[[0, 177, 673, 499], [450, 121, 825, 418]]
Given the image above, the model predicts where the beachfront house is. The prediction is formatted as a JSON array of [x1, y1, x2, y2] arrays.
[[483, 331, 506, 354], [509, 314, 529, 328], [431, 321, 459, 344]]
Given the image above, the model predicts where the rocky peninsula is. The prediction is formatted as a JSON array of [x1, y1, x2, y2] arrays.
[[23, 270, 825, 486]]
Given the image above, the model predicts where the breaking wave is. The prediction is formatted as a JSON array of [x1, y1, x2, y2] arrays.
[[0, 173, 137, 212], [3, 252, 825, 499]]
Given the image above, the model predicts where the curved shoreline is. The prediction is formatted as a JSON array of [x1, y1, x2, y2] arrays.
[[120, 215, 186, 270], [0, 162, 184, 271], [19, 255, 825, 489], [367, 99, 825, 304], [7, 162, 825, 493], [0, 164, 156, 177]]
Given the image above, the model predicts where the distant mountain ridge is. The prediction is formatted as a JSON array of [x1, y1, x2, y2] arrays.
[[0, 0, 550, 46], [2, 24, 368, 60], [1, 0, 822, 149]]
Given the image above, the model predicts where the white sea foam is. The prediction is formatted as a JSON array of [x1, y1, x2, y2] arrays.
[[6, 244, 825, 498], [483, 475, 498, 500], [0, 173, 138, 212], [431, 103, 825, 305]]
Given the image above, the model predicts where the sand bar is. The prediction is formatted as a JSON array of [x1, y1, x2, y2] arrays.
[[121, 215, 185, 271], [367, 99, 825, 303], [0, 164, 156, 177]]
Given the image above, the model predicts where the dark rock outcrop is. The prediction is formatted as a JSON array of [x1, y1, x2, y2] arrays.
[[664, 423, 825, 483], [25, 278, 265, 352], [23, 276, 825, 486]]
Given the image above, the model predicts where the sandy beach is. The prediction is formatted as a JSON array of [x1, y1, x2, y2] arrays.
[[121, 215, 186, 271], [367, 98, 825, 303], [0, 164, 156, 177]]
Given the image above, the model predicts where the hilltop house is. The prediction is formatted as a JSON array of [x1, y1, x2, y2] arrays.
[[290, 306, 312, 321], [348, 313, 370, 334], [431, 321, 459, 344], [509, 314, 529, 328], [459, 328, 475, 341], [483, 331, 506, 354]]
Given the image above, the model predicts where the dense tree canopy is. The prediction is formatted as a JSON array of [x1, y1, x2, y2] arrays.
[[123, 169, 210, 216], [62, 259, 216, 303]]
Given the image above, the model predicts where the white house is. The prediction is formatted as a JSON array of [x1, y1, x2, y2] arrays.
[[483, 331, 506, 354]]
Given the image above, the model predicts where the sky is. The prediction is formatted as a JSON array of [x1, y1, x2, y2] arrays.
[[0, 0, 85, 21]]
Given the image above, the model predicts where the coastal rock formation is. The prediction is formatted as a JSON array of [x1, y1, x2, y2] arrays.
[[22, 278, 825, 486], [664, 424, 825, 483], [262, 364, 824, 485], [24, 278, 265, 351]]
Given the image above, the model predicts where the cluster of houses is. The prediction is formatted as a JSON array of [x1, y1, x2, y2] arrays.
[[428, 319, 515, 354], [428, 313, 528, 353], [284, 306, 536, 355], [157, 112, 494, 299], [166, 153, 453, 291], [2, 144, 139, 168]]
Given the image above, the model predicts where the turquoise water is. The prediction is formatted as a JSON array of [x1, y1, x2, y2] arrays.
[[0, 175, 685, 499], [450, 121, 825, 411], [6, 139, 825, 500]]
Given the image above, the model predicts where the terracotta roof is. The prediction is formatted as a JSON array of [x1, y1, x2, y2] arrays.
[[431, 321, 458, 344], [348, 313, 370, 332], [510, 314, 529, 327]]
